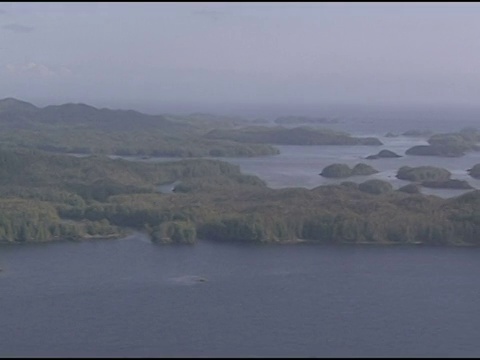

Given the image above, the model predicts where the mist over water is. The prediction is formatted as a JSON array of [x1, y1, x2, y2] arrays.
[[124, 102, 480, 126]]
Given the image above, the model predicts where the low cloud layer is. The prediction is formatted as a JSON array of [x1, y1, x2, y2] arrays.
[[3, 23, 34, 33], [5, 62, 72, 77], [3, 3, 480, 108]]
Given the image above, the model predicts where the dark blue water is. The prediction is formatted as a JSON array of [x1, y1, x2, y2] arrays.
[[1, 234, 480, 357]]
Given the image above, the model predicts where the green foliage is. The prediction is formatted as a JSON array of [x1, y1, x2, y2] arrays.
[[151, 221, 197, 244], [0, 148, 268, 243], [301, 214, 337, 242], [0, 198, 121, 243], [198, 215, 267, 243], [0, 99, 280, 158], [0, 141, 480, 246]]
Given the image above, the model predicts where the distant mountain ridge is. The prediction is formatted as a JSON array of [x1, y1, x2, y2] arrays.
[[0, 97, 39, 112], [0, 98, 279, 158], [0, 97, 192, 132]]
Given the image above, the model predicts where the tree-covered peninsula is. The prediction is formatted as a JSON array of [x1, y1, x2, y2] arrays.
[[1, 148, 480, 246], [204, 125, 383, 145], [0, 98, 278, 158]]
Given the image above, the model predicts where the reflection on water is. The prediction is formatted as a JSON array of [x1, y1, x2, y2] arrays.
[[169, 275, 209, 285]]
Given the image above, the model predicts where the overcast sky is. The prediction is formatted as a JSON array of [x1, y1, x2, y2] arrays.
[[1, 2, 480, 112]]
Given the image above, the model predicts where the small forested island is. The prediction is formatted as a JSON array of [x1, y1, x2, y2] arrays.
[[396, 166, 472, 189], [405, 128, 480, 157], [468, 164, 480, 179], [396, 166, 451, 182], [320, 163, 379, 178], [366, 149, 402, 159]]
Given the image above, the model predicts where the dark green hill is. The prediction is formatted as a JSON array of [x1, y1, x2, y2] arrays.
[[204, 126, 382, 146], [0, 98, 39, 113], [0, 148, 268, 243], [396, 165, 472, 189], [0, 98, 278, 158], [366, 149, 402, 159], [0, 148, 479, 246], [406, 129, 480, 157], [0, 98, 192, 133], [320, 163, 379, 178]]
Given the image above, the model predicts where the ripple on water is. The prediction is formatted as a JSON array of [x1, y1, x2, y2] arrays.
[[168, 275, 208, 285]]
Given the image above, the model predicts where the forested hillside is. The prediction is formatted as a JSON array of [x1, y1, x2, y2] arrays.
[[0, 98, 278, 157], [1, 148, 480, 246]]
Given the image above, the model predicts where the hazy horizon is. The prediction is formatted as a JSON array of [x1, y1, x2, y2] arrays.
[[2, 2, 480, 115]]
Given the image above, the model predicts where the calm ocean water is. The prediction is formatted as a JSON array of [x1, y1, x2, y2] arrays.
[[2, 109, 480, 357], [1, 236, 480, 357]]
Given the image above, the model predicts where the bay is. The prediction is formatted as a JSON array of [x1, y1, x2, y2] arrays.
[[2, 115, 480, 357], [1, 236, 480, 357]]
